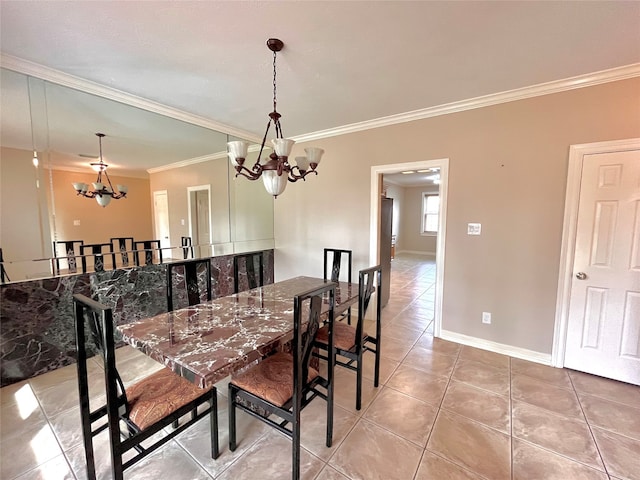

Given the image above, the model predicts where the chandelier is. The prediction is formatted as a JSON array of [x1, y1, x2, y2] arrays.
[[72, 133, 128, 207], [227, 38, 324, 198]]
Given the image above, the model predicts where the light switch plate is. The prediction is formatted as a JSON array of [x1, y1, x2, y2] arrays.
[[73, 220, 81, 226], [467, 223, 481, 235]]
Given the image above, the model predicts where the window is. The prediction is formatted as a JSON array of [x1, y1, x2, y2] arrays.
[[421, 193, 439, 234]]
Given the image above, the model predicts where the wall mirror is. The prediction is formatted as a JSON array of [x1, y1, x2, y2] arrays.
[[0, 67, 274, 282]]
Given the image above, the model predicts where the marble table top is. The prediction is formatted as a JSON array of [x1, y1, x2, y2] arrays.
[[117, 276, 358, 389]]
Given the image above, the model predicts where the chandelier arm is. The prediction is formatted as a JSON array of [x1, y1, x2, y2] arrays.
[[235, 164, 262, 180], [287, 168, 318, 183]]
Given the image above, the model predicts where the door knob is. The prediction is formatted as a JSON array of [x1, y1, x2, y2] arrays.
[[575, 272, 587, 280]]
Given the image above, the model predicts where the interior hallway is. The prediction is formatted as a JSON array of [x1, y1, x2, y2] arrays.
[[1, 253, 639, 479]]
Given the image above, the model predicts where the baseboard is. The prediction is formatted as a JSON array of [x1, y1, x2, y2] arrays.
[[396, 250, 436, 256], [439, 329, 552, 366]]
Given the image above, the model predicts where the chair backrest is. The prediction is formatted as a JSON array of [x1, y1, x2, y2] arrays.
[[292, 282, 336, 404], [166, 258, 213, 311], [134, 240, 163, 266], [181, 236, 194, 259], [323, 248, 352, 284], [233, 252, 265, 293], [53, 240, 84, 274], [110, 237, 135, 267], [355, 265, 383, 347], [80, 243, 112, 272], [73, 294, 129, 423]]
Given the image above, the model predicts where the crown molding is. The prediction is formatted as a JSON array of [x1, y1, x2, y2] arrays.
[[147, 143, 268, 174], [0, 53, 262, 143], [292, 63, 640, 143]]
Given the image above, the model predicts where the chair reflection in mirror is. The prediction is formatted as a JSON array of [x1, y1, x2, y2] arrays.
[[323, 248, 353, 324], [73, 294, 219, 480], [0, 247, 9, 284], [110, 237, 134, 268], [233, 251, 265, 293], [134, 240, 163, 266], [166, 258, 212, 312], [181, 236, 194, 259], [53, 240, 84, 274], [80, 243, 112, 273]]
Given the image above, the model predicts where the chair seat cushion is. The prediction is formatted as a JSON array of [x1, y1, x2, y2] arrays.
[[230, 352, 319, 407], [316, 322, 367, 351], [127, 367, 208, 431]]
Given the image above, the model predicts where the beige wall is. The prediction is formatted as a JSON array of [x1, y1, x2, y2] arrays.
[[383, 183, 403, 250], [51, 169, 153, 246], [274, 77, 640, 355], [400, 185, 438, 255]]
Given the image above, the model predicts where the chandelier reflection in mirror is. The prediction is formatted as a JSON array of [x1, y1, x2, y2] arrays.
[[227, 38, 324, 198], [72, 133, 128, 207]]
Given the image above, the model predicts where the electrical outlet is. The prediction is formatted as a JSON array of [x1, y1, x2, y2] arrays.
[[482, 312, 491, 324]]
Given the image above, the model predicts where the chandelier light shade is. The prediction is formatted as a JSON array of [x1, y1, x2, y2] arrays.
[[72, 133, 128, 207], [227, 38, 324, 198]]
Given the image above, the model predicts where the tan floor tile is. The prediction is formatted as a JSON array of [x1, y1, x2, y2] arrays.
[[125, 441, 211, 480], [381, 321, 424, 343], [216, 430, 324, 480], [360, 351, 399, 385], [379, 336, 414, 362], [13, 454, 75, 480], [415, 451, 484, 480], [451, 359, 510, 396], [569, 370, 640, 408], [315, 465, 350, 480], [579, 393, 640, 442], [0, 384, 47, 440], [332, 368, 380, 414], [427, 410, 511, 479], [363, 386, 438, 446], [386, 364, 448, 406], [391, 314, 433, 331], [512, 400, 605, 471], [511, 358, 572, 388], [28, 362, 82, 393], [511, 373, 583, 419], [415, 335, 461, 357], [592, 427, 640, 480], [0, 379, 29, 407], [0, 422, 64, 479], [442, 381, 510, 434], [330, 419, 423, 480], [512, 438, 608, 480], [403, 346, 457, 378], [300, 398, 358, 460], [458, 346, 510, 371]]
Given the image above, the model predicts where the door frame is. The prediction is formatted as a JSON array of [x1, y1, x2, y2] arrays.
[[152, 190, 170, 250], [187, 184, 213, 246], [552, 137, 640, 367], [370, 158, 449, 337]]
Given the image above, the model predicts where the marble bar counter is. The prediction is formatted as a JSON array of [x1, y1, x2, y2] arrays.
[[0, 250, 274, 387]]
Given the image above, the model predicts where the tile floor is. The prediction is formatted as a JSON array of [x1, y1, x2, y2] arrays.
[[1, 254, 639, 479]]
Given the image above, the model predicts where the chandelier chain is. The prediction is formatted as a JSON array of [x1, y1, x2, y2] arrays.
[[272, 49, 277, 113]]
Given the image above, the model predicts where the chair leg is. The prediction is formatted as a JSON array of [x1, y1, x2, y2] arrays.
[[356, 351, 363, 411], [292, 411, 301, 480], [210, 387, 220, 459], [228, 384, 237, 451], [374, 340, 381, 388]]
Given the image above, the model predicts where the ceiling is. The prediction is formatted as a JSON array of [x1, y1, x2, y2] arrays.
[[1, 1, 639, 176]]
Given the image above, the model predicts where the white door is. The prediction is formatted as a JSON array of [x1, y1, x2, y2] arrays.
[[564, 149, 640, 385], [153, 191, 171, 251]]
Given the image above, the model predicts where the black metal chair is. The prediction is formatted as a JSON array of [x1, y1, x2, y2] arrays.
[[233, 251, 265, 293], [73, 294, 219, 480], [324, 248, 353, 324], [134, 240, 163, 266], [315, 265, 382, 410], [80, 243, 112, 272], [228, 282, 336, 480], [166, 258, 212, 312], [53, 240, 84, 274], [181, 236, 194, 259], [110, 237, 135, 267], [0, 247, 9, 283]]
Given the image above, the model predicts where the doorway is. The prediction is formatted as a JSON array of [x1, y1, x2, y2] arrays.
[[153, 190, 170, 251], [187, 185, 212, 258], [553, 138, 640, 385], [370, 158, 449, 337]]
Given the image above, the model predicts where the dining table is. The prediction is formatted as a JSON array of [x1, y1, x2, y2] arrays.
[[116, 276, 359, 389]]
